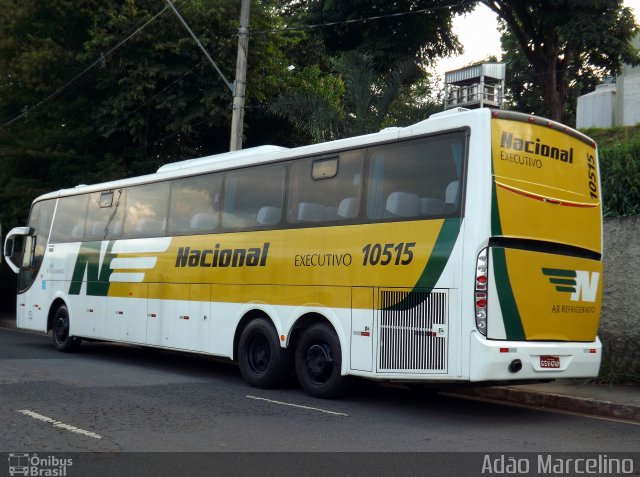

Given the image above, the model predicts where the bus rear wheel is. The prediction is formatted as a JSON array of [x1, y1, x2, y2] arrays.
[[52, 304, 80, 352], [238, 317, 291, 389], [295, 323, 350, 399]]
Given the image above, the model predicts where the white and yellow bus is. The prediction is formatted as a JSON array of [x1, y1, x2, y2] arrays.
[[3, 108, 603, 398]]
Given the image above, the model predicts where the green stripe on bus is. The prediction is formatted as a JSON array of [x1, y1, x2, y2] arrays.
[[542, 268, 576, 277], [555, 286, 576, 293], [415, 217, 462, 289], [549, 278, 576, 286], [385, 217, 461, 311], [490, 175, 526, 340], [491, 178, 502, 236], [492, 247, 526, 341]]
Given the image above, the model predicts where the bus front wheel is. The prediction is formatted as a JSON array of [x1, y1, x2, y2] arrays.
[[238, 317, 291, 388], [52, 304, 80, 352], [295, 323, 350, 399]]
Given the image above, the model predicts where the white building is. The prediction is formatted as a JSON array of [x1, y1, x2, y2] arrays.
[[576, 35, 640, 128]]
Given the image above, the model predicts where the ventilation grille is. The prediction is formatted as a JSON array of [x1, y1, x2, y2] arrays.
[[378, 289, 448, 373]]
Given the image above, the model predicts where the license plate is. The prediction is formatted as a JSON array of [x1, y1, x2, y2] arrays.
[[540, 355, 561, 368]]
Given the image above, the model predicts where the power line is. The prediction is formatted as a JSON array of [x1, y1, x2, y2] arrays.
[[164, 0, 234, 93], [1, 4, 172, 130], [0, 1, 471, 132], [1, 0, 477, 159], [251, 0, 470, 35]]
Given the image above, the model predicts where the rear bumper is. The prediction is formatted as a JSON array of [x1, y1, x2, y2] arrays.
[[469, 332, 602, 381]]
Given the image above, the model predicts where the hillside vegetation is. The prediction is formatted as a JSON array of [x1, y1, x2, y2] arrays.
[[581, 125, 640, 217]]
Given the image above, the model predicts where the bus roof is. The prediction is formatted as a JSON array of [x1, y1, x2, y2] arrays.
[[32, 107, 592, 204]]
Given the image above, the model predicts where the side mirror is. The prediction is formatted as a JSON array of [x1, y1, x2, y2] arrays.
[[3, 226, 34, 273]]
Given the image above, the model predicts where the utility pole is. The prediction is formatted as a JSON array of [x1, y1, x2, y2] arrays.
[[230, 0, 251, 151]]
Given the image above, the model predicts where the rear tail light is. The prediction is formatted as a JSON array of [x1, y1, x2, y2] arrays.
[[475, 248, 489, 335]]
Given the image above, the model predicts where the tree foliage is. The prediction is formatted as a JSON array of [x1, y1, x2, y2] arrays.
[[499, 27, 604, 125], [0, 0, 104, 225], [14, 0, 634, 233], [271, 51, 436, 142], [270, 51, 440, 142], [482, 0, 640, 121], [283, 0, 472, 72], [270, 0, 466, 142], [586, 126, 640, 217], [0, 0, 297, 226]]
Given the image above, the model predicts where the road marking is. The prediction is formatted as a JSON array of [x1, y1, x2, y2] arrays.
[[246, 395, 348, 416], [17, 410, 103, 439]]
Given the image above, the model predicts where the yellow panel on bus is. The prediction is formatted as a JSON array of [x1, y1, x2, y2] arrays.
[[490, 247, 602, 341], [96, 218, 462, 310], [489, 116, 602, 342], [491, 118, 601, 254]]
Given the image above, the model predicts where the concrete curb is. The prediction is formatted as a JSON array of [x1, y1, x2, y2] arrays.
[[451, 386, 640, 422]]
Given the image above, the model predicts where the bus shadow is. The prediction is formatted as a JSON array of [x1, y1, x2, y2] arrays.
[[342, 379, 556, 426], [55, 339, 558, 427], [76, 339, 240, 382]]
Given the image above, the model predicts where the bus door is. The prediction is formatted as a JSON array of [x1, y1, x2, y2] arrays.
[[351, 287, 374, 372], [147, 283, 211, 352]]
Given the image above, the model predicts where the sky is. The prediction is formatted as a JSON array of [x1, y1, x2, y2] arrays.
[[433, 0, 640, 78]]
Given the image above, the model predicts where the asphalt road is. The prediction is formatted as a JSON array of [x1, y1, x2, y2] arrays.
[[1, 327, 639, 475]]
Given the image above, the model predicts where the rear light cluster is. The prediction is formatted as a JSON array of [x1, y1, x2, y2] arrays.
[[475, 248, 488, 336]]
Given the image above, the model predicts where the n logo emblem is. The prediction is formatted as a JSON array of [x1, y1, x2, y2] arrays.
[[571, 271, 600, 302], [69, 241, 115, 296], [542, 268, 600, 303]]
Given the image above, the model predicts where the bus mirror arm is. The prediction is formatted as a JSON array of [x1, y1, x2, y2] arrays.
[[6, 226, 34, 238]]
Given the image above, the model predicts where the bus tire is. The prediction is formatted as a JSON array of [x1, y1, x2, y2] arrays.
[[52, 304, 80, 352], [238, 317, 291, 389], [295, 323, 350, 399]]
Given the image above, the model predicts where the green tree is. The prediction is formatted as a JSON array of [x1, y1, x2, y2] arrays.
[[500, 27, 607, 125], [283, 0, 472, 73], [270, 51, 438, 142], [269, 64, 345, 142], [482, 0, 640, 121], [271, 0, 468, 141], [83, 0, 298, 168], [0, 0, 301, 227], [0, 0, 104, 225]]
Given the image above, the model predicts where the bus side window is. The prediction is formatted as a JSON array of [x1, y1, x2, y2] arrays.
[[222, 164, 285, 231], [122, 182, 170, 238], [86, 190, 120, 241], [366, 134, 464, 221], [105, 189, 126, 239], [50, 195, 89, 243], [287, 151, 363, 225], [168, 173, 222, 235]]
